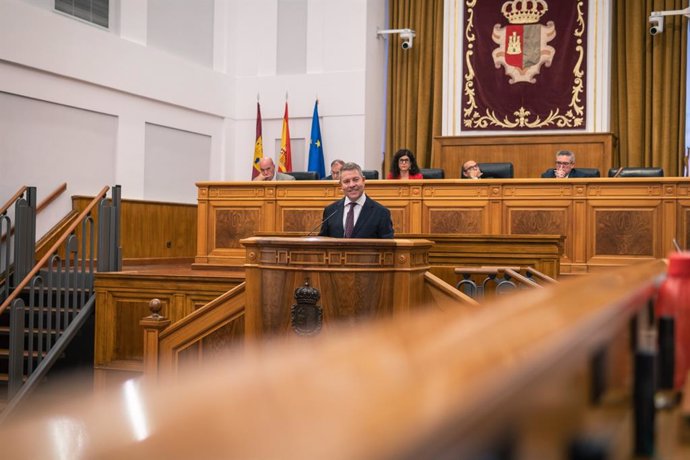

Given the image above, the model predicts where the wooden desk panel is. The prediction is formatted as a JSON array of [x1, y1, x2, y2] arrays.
[[196, 178, 690, 273], [432, 133, 614, 179]]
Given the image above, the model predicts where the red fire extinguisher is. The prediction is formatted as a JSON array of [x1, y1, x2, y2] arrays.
[[656, 252, 690, 391]]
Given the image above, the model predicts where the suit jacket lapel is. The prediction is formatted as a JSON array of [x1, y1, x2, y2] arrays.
[[351, 198, 373, 237], [335, 199, 346, 237]]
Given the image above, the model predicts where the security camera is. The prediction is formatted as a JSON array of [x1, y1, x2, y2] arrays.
[[400, 30, 415, 50], [648, 7, 690, 36], [649, 15, 663, 35], [376, 28, 416, 51]]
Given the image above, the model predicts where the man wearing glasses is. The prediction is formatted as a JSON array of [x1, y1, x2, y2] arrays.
[[462, 160, 483, 179], [541, 150, 589, 178]]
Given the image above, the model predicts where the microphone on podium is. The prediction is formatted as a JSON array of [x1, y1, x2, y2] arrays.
[[613, 166, 625, 178], [306, 208, 339, 237]]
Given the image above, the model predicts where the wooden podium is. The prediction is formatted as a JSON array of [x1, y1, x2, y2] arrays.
[[241, 237, 434, 339]]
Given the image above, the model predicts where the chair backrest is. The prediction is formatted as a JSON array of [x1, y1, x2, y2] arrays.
[[476, 162, 514, 179], [420, 168, 445, 179], [577, 168, 600, 177], [607, 167, 664, 177], [362, 170, 379, 180], [286, 171, 320, 180]]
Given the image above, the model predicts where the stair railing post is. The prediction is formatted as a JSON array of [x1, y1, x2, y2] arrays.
[[12, 187, 36, 284], [97, 185, 122, 273], [140, 299, 170, 382], [8, 298, 26, 399]]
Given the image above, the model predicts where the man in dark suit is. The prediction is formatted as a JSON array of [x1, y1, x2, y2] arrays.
[[319, 162, 394, 238], [541, 150, 590, 178], [322, 159, 345, 180]]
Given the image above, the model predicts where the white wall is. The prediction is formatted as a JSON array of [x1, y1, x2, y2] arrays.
[[0, 0, 388, 217]]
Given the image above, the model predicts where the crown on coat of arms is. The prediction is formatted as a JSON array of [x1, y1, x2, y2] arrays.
[[501, 0, 548, 24]]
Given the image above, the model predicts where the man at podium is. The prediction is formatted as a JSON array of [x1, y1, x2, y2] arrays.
[[319, 162, 394, 238]]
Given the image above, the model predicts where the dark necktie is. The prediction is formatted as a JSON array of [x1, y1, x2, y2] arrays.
[[344, 202, 356, 238]]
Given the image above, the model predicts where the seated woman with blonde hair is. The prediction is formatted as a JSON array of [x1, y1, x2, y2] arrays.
[[387, 149, 423, 180]]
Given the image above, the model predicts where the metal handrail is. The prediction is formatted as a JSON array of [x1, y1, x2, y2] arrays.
[[0, 185, 109, 316], [1, 183, 67, 244], [0, 186, 27, 217]]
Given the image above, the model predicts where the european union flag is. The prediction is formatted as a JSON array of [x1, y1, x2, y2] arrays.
[[308, 100, 326, 179]]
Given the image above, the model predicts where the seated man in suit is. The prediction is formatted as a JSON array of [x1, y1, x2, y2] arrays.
[[319, 162, 394, 238], [323, 159, 345, 180], [541, 150, 588, 178], [253, 157, 296, 181], [462, 160, 483, 179]]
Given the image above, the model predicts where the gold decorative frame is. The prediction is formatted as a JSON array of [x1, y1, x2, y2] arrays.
[[462, 0, 586, 129]]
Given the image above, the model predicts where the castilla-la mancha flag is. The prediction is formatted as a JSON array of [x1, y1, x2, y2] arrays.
[[251, 102, 263, 179], [278, 102, 292, 173]]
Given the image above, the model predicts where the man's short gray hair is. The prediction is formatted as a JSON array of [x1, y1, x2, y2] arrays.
[[340, 162, 363, 177], [556, 150, 575, 163]]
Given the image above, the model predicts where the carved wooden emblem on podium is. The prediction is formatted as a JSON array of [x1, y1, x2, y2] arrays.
[[290, 280, 323, 336]]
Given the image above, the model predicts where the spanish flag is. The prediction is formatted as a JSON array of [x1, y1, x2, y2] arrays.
[[278, 101, 292, 173]]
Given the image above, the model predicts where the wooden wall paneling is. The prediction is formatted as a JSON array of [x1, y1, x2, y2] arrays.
[[422, 199, 490, 234], [391, 243, 430, 313], [196, 185, 210, 264], [275, 182, 341, 233], [170, 202, 197, 259], [432, 133, 614, 179], [213, 204, 264, 247], [677, 183, 690, 252], [488, 185, 503, 234], [386, 203, 410, 235], [586, 180, 674, 268], [198, 178, 690, 273], [277, 201, 330, 233], [197, 183, 271, 267], [73, 195, 197, 264], [94, 269, 243, 390], [587, 199, 662, 269], [95, 291, 171, 390], [662, 183, 679, 256], [276, 182, 340, 200], [568, 199, 592, 273], [406, 183, 424, 233], [208, 203, 263, 266], [677, 199, 690, 251], [421, 181, 493, 234], [503, 199, 573, 264], [243, 249, 262, 342]]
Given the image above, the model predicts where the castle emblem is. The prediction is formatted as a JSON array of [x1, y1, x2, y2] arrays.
[[492, 0, 556, 84]]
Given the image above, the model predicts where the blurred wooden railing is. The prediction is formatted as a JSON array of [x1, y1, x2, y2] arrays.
[[3, 260, 689, 459], [455, 265, 556, 298]]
